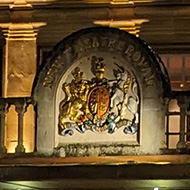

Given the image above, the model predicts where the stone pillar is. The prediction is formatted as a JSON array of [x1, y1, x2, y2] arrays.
[[176, 95, 189, 150], [0, 99, 8, 154], [160, 97, 169, 150], [15, 99, 27, 153], [1, 23, 36, 97], [0, 22, 45, 97]]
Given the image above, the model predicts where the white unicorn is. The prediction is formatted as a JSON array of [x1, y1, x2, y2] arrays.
[[110, 63, 139, 125]]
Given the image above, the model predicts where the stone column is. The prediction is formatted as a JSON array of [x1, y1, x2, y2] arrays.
[[176, 95, 189, 150], [15, 99, 27, 153], [0, 22, 45, 97], [0, 99, 8, 154], [160, 97, 169, 150]]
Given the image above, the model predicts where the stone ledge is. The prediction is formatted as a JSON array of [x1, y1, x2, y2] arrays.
[[1, 163, 190, 181], [0, 154, 190, 166]]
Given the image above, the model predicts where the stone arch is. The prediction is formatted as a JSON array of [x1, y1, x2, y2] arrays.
[[33, 27, 170, 156]]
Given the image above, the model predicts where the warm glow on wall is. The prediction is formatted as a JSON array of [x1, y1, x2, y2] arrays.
[[23, 105, 35, 153], [6, 105, 35, 153], [6, 105, 18, 153], [7, 142, 17, 153]]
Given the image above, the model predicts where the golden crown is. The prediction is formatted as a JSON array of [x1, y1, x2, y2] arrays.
[[95, 57, 105, 72]]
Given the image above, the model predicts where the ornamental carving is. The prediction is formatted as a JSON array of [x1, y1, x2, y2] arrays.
[[58, 56, 139, 136]]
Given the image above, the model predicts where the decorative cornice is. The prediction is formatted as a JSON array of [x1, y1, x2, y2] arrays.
[[94, 19, 149, 37], [0, 0, 184, 7], [0, 22, 46, 40], [9, 0, 32, 9]]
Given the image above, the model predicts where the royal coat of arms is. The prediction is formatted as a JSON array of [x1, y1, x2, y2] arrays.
[[58, 56, 139, 136]]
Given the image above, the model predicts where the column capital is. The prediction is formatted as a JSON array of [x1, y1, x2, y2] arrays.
[[9, 0, 32, 9], [0, 22, 46, 41], [15, 99, 27, 114], [94, 19, 149, 37], [0, 99, 9, 114]]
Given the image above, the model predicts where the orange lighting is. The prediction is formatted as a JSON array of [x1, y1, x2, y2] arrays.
[[180, 83, 184, 88]]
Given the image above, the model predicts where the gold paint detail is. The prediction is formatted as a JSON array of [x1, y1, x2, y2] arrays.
[[59, 67, 90, 129]]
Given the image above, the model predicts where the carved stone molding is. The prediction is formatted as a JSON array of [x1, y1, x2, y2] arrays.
[[94, 19, 149, 37], [0, 23, 46, 40], [9, 0, 32, 9], [15, 99, 27, 114]]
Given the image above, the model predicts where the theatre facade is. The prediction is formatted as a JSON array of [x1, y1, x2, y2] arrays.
[[0, 1, 190, 190]]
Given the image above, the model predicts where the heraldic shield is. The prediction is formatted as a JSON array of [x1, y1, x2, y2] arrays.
[[88, 86, 110, 118], [58, 56, 139, 136]]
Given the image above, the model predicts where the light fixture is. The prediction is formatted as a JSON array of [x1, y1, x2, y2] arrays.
[[180, 83, 184, 88]]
